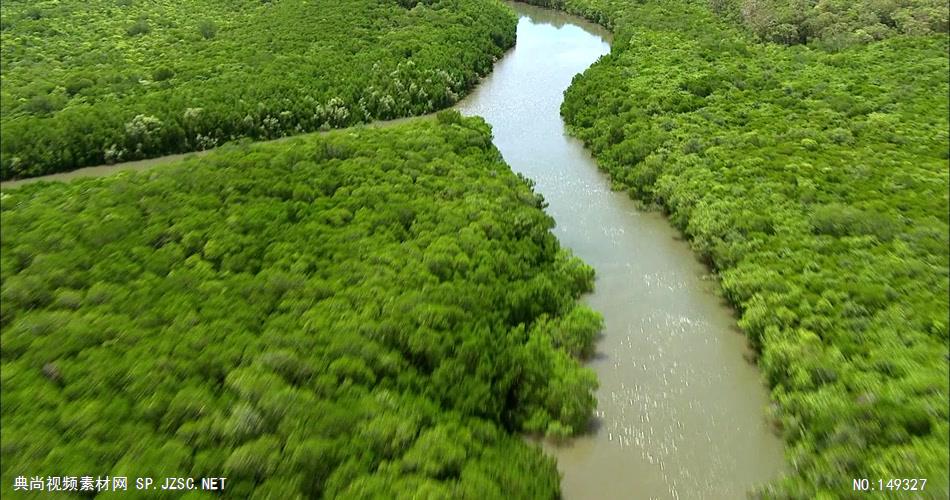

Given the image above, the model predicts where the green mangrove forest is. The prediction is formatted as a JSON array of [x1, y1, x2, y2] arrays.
[[0, 0, 516, 179], [521, 0, 950, 496], [1, 114, 602, 497], [1, 0, 948, 498]]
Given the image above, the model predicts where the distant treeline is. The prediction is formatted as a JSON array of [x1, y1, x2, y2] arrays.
[[0, 114, 603, 498], [520, 0, 949, 497], [0, 0, 517, 180], [709, 0, 948, 47]]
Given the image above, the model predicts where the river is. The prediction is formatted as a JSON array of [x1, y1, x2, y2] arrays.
[[0, 3, 785, 497], [456, 3, 784, 499]]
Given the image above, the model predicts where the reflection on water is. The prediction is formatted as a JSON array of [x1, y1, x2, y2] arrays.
[[456, 3, 784, 498]]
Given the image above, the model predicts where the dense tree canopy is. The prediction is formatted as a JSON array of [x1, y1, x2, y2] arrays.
[[523, 0, 949, 497], [0, 0, 517, 179], [710, 0, 948, 47], [0, 114, 603, 498], [3, 0, 947, 497]]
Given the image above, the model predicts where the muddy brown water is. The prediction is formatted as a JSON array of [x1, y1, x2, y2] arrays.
[[456, 3, 784, 499], [1, 3, 785, 497]]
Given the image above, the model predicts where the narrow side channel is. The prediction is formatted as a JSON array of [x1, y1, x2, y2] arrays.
[[456, 3, 785, 498]]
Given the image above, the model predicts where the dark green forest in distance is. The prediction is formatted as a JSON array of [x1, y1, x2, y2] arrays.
[[0, 114, 604, 497], [0, 0, 517, 179], [709, 0, 948, 47], [520, 0, 949, 496]]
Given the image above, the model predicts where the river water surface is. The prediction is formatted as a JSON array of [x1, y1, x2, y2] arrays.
[[456, 3, 785, 499]]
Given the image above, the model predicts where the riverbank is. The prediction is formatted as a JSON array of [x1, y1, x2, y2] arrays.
[[1, 114, 605, 498], [517, 0, 950, 496], [0, 116, 434, 190], [457, 3, 784, 497]]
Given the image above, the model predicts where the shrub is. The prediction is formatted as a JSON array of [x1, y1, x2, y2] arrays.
[[198, 19, 217, 39], [435, 109, 462, 125], [22, 94, 63, 115], [152, 66, 175, 81], [126, 20, 150, 36], [24, 7, 43, 20], [64, 77, 95, 96]]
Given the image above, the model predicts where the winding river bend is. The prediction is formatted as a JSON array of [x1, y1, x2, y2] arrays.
[[0, 3, 785, 497], [457, 3, 784, 498]]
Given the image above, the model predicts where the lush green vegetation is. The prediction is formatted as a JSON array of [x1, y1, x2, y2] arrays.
[[0, 114, 604, 498], [0, 0, 516, 180], [709, 0, 948, 47], [523, 0, 949, 496]]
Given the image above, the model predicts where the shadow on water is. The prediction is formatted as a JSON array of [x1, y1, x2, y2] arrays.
[[511, 2, 613, 41]]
